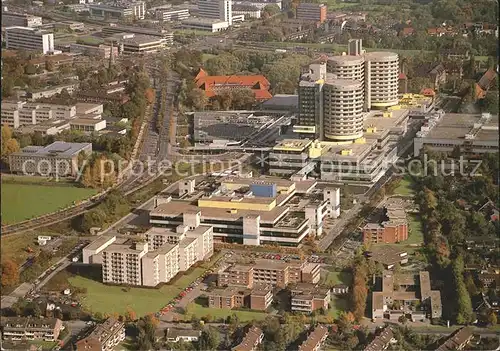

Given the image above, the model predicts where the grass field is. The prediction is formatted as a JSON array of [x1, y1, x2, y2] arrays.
[[407, 214, 424, 245], [321, 270, 352, 288], [185, 301, 268, 322], [69, 266, 207, 317], [1, 232, 43, 265], [1, 183, 97, 225], [393, 175, 415, 196], [318, 296, 349, 322]]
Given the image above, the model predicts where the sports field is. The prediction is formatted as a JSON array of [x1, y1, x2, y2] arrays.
[[1, 183, 96, 224]]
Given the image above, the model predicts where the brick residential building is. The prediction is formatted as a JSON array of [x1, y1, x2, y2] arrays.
[[435, 327, 473, 351], [217, 259, 321, 289], [364, 327, 397, 351], [363, 199, 408, 244], [296, 3, 327, 23], [194, 68, 273, 101], [249, 285, 273, 310], [76, 318, 125, 351], [208, 287, 247, 309], [298, 325, 329, 351], [232, 326, 264, 351], [290, 283, 331, 313]]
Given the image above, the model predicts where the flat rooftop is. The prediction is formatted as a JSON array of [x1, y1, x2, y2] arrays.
[[200, 195, 276, 205], [273, 139, 312, 152], [151, 201, 288, 223], [84, 236, 116, 251], [320, 139, 377, 161], [12, 141, 90, 158], [425, 113, 499, 142]]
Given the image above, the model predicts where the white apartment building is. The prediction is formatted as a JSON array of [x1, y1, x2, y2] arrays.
[[5, 26, 54, 54], [89, 1, 146, 19], [1, 101, 102, 129], [2, 12, 43, 27], [102, 242, 148, 286], [155, 7, 190, 21], [198, 0, 233, 25], [233, 8, 261, 19], [8, 141, 92, 177], [84, 220, 214, 287]]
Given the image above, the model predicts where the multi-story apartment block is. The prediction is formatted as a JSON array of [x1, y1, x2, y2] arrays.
[[8, 141, 92, 177], [207, 285, 272, 311], [290, 284, 331, 313], [102, 241, 149, 286], [363, 199, 408, 244], [249, 285, 273, 310], [208, 287, 247, 309], [298, 325, 329, 351], [0, 317, 63, 342], [198, 0, 233, 25], [89, 1, 146, 19], [155, 7, 190, 21], [5, 26, 54, 54], [296, 3, 327, 23], [218, 259, 321, 289], [76, 318, 125, 351], [84, 223, 213, 287], [2, 12, 43, 27]]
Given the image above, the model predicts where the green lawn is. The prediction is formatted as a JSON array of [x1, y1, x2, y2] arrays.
[[407, 214, 424, 245], [1, 182, 97, 225], [69, 266, 207, 317], [318, 296, 349, 322], [185, 301, 268, 322], [202, 53, 216, 62], [393, 175, 415, 196], [321, 270, 352, 288], [68, 253, 224, 317]]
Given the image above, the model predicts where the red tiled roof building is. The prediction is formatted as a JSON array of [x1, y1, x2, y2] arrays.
[[194, 68, 273, 101]]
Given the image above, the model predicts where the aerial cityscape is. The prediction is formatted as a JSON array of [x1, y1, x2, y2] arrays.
[[0, 0, 498, 350]]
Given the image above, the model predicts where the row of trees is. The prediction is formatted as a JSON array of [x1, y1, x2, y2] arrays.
[[1, 125, 20, 166]]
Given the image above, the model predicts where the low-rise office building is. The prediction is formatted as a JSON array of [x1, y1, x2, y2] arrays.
[[233, 6, 261, 19], [5, 26, 54, 54], [76, 318, 125, 351], [121, 34, 167, 54], [414, 112, 499, 158], [149, 177, 340, 246], [8, 141, 92, 177], [69, 118, 107, 132], [2, 12, 43, 27], [155, 7, 190, 21], [372, 271, 442, 321], [233, 0, 281, 9], [69, 43, 118, 58], [89, 1, 146, 20], [18, 119, 71, 136], [298, 325, 329, 351], [102, 24, 174, 44], [181, 18, 229, 32], [1, 317, 63, 342], [26, 82, 79, 100]]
